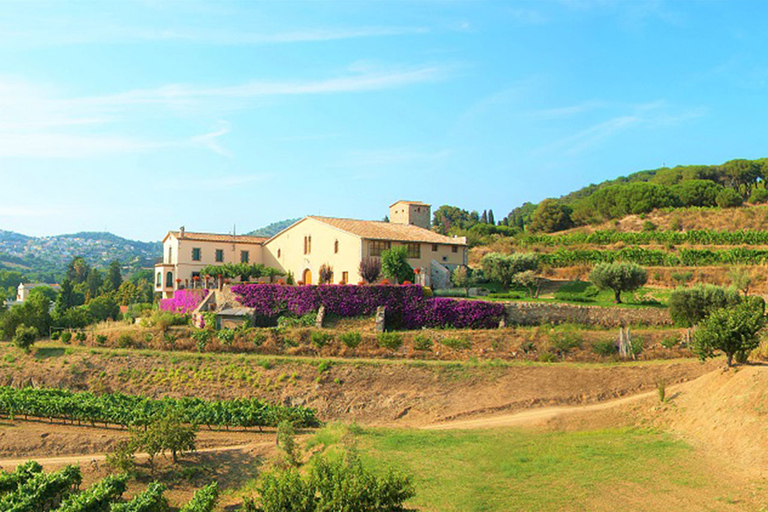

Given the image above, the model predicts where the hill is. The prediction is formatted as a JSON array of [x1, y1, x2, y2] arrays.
[[0, 230, 161, 281], [246, 218, 300, 238]]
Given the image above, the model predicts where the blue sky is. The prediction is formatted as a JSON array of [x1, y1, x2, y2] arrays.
[[1, 0, 767, 241]]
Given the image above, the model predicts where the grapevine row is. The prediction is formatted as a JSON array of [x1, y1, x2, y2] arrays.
[[0, 465, 81, 512], [0, 461, 43, 496], [57, 474, 127, 512], [538, 247, 768, 267], [0, 386, 320, 429], [515, 229, 768, 248]]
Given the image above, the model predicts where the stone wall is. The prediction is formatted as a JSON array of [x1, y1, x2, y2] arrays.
[[503, 301, 672, 327]]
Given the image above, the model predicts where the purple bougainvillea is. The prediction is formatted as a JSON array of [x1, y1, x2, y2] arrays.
[[159, 289, 209, 314], [231, 284, 504, 330]]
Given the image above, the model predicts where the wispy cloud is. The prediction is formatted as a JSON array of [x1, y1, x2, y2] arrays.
[[191, 121, 232, 157], [508, 8, 549, 25], [523, 100, 605, 120]]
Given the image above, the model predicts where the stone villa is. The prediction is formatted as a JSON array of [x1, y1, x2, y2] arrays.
[[154, 201, 467, 298]]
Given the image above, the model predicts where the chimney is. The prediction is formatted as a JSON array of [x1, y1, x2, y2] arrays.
[[180, 226, 185, 238]]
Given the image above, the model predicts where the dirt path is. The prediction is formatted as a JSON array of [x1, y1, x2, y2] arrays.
[[423, 385, 667, 430], [0, 441, 265, 469]]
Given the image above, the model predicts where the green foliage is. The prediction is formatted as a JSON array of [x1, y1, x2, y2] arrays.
[[572, 182, 679, 224], [0, 465, 82, 511], [512, 270, 542, 298], [106, 441, 136, 474], [254, 452, 414, 512], [641, 220, 657, 232], [589, 262, 647, 303], [668, 284, 741, 327], [111, 482, 168, 512], [693, 299, 766, 366], [310, 331, 333, 348], [413, 334, 433, 351], [87, 295, 120, 323], [338, 331, 362, 349], [441, 336, 471, 350], [276, 420, 302, 469], [0, 461, 43, 494], [199, 263, 284, 282], [277, 313, 316, 329], [451, 266, 473, 296], [381, 246, 414, 284], [75, 331, 87, 342], [591, 340, 617, 357], [550, 332, 582, 355], [60, 331, 73, 344], [179, 482, 219, 512], [217, 328, 236, 345], [715, 187, 744, 208], [13, 325, 38, 352], [749, 187, 768, 204], [57, 473, 128, 511], [480, 252, 540, 289], [670, 179, 723, 207], [1, 293, 52, 340], [377, 332, 403, 351], [528, 199, 574, 233], [116, 334, 134, 348]]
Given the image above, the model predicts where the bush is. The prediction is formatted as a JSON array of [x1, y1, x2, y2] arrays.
[[96, 334, 108, 345], [217, 329, 236, 345], [660, 335, 680, 349], [252, 330, 268, 346], [277, 313, 316, 329], [13, 325, 38, 352], [377, 332, 403, 351], [60, 331, 72, 344], [550, 332, 582, 355], [75, 331, 87, 342], [716, 187, 744, 208], [381, 246, 414, 284], [116, 334, 134, 348], [642, 220, 657, 232], [749, 187, 768, 204], [592, 340, 617, 357], [338, 331, 362, 349], [537, 351, 557, 362], [191, 329, 212, 352], [51, 331, 60, 340], [311, 331, 334, 347], [358, 257, 382, 284], [412, 334, 433, 351], [441, 336, 471, 350]]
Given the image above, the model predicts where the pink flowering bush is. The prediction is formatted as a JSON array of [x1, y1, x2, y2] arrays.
[[159, 289, 209, 314], [232, 284, 504, 330]]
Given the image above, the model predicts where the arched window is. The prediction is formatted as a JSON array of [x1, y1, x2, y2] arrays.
[[334, 240, 339, 254], [166, 271, 173, 288], [156, 272, 162, 287]]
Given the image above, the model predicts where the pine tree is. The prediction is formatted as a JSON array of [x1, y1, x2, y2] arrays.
[[105, 260, 123, 293], [481, 210, 488, 224], [488, 209, 495, 225]]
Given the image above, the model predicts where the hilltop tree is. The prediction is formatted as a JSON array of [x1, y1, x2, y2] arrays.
[[715, 187, 744, 208], [693, 298, 765, 367], [488, 209, 495, 226], [481, 210, 488, 224], [503, 202, 537, 230], [589, 262, 647, 304], [528, 199, 574, 233], [55, 278, 84, 317], [720, 159, 762, 195]]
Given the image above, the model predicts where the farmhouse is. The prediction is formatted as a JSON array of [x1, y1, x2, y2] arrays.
[[154, 201, 467, 298]]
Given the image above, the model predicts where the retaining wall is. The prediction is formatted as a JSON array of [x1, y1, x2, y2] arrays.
[[503, 301, 672, 327]]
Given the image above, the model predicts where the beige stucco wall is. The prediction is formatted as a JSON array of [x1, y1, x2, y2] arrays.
[[264, 218, 364, 284], [361, 240, 467, 278], [389, 201, 431, 230]]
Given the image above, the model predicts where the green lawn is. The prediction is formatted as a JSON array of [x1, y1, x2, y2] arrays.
[[313, 425, 721, 512]]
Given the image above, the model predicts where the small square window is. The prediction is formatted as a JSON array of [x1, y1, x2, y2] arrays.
[[241, 251, 250, 263], [452, 246, 458, 253], [192, 248, 201, 261], [215, 249, 224, 262], [432, 244, 438, 252]]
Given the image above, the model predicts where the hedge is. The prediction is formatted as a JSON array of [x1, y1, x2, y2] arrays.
[[232, 284, 504, 330]]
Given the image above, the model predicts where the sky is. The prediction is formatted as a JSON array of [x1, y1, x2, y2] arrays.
[[1, 0, 768, 241]]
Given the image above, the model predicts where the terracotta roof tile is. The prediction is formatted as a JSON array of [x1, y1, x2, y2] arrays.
[[308, 217, 466, 245], [168, 231, 267, 244]]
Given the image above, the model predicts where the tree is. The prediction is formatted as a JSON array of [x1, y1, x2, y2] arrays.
[[721, 158, 762, 195], [28, 285, 57, 302], [729, 267, 753, 296], [503, 202, 537, 230], [480, 252, 540, 290], [358, 257, 381, 284], [451, 266, 474, 297], [488, 209, 495, 226], [513, 270, 542, 298], [432, 205, 472, 234], [88, 295, 120, 323], [104, 260, 123, 293], [528, 199, 574, 233], [481, 210, 488, 224], [55, 278, 84, 317], [670, 179, 723, 207], [132, 411, 197, 468], [85, 268, 103, 300], [693, 299, 765, 367], [715, 187, 743, 208], [589, 262, 647, 304], [66, 256, 91, 284], [381, 246, 414, 284], [276, 420, 301, 469], [668, 284, 741, 328], [13, 325, 38, 353]]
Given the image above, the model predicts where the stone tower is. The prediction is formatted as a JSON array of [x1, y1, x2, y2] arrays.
[[389, 200, 431, 230]]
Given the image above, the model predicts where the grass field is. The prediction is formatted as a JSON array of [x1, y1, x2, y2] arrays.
[[311, 424, 753, 512]]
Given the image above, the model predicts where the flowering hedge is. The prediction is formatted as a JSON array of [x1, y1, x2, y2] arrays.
[[231, 284, 504, 330], [159, 289, 209, 314]]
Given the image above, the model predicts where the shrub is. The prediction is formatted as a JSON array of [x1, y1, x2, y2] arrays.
[[96, 334, 108, 345], [217, 329, 236, 345], [51, 331, 60, 340], [716, 187, 744, 208], [749, 187, 768, 204], [660, 335, 680, 349], [668, 284, 741, 327], [377, 332, 403, 350], [159, 289, 209, 314], [13, 325, 38, 352], [317, 360, 332, 373], [642, 220, 657, 232], [311, 331, 334, 347], [592, 340, 617, 357], [480, 252, 540, 289], [441, 336, 471, 350], [381, 246, 414, 284], [537, 351, 557, 362], [338, 331, 362, 349], [116, 334, 134, 348], [60, 331, 72, 344], [413, 334, 433, 351], [75, 332, 87, 342], [277, 313, 316, 329], [550, 332, 582, 355], [318, 264, 333, 285], [191, 329, 212, 352], [693, 299, 765, 366], [252, 330, 268, 346]]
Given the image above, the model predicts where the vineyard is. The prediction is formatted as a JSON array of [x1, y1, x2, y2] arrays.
[[0, 387, 320, 429], [537, 247, 768, 267], [514, 229, 768, 248], [0, 462, 219, 511]]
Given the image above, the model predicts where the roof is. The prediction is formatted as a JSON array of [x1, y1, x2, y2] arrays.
[[389, 200, 430, 207], [218, 307, 254, 317], [307, 216, 467, 246], [20, 283, 61, 290], [164, 231, 267, 244]]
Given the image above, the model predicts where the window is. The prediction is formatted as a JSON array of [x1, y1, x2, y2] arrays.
[[241, 250, 250, 263], [406, 243, 420, 259], [215, 249, 224, 262], [156, 272, 162, 287], [432, 244, 438, 252], [334, 240, 339, 254], [452, 246, 458, 253], [369, 240, 391, 257], [168, 247, 172, 263], [192, 247, 201, 261], [166, 271, 173, 288], [304, 235, 312, 255], [341, 271, 348, 284], [278, 249, 281, 258]]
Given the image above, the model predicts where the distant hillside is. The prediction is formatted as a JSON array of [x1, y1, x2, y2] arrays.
[[0, 230, 161, 282], [246, 218, 300, 238]]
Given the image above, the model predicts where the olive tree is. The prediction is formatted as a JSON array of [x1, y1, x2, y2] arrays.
[[589, 262, 647, 304], [668, 285, 741, 327], [480, 252, 540, 290], [693, 298, 765, 367]]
